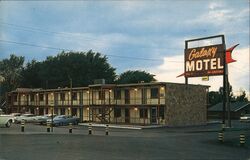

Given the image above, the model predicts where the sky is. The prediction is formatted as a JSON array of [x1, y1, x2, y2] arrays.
[[0, 0, 249, 98]]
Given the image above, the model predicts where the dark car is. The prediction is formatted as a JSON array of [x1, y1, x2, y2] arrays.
[[47, 115, 79, 126]]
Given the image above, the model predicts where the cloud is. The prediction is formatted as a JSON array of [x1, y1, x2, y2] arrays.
[[187, 1, 249, 27], [209, 2, 223, 10]]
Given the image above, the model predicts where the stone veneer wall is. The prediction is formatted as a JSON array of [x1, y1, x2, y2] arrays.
[[165, 84, 208, 126]]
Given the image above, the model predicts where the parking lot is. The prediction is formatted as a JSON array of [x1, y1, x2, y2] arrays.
[[0, 121, 249, 160]]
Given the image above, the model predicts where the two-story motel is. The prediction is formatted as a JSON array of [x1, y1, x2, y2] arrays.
[[6, 82, 209, 126]]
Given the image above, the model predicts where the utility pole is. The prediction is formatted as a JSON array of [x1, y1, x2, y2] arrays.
[[70, 77, 72, 116], [51, 92, 54, 132]]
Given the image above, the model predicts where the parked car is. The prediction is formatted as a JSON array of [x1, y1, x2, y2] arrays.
[[11, 113, 21, 117], [35, 114, 57, 125], [15, 114, 37, 123], [240, 114, 250, 122], [0, 115, 13, 127], [10, 113, 21, 123], [47, 115, 79, 126]]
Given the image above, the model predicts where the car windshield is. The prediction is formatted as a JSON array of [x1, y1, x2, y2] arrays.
[[22, 114, 34, 117], [56, 115, 66, 118]]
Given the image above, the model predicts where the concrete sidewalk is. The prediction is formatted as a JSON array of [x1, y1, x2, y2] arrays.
[[78, 120, 221, 130], [78, 123, 166, 129]]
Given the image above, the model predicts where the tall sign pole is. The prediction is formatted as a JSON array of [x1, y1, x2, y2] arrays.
[[222, 35, 231, 128], [222, 35, 226, 126], [185, 41, 188, 85]]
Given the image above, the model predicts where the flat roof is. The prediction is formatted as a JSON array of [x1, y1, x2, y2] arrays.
[[9, 81, 209, 93], [117, 82, 209, 88]]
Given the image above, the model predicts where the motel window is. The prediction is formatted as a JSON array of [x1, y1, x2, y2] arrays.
[[13, 95, 18, 102], [60, 93, 65, 101], [39, 94, 44, 101], [150, 88, 159, 99], [98, 91, 105, 100], [114, 89, 121, 100], [72, 92, 77, 101], [72, 108, 77, 116], [114, 108, 121, 117], [139, 108, 148, 118]]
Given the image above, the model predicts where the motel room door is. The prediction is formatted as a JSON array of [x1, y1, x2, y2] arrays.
[[125, 108, 130, 123], [151, 107, 157, 124], [125, 89, 130, 104]]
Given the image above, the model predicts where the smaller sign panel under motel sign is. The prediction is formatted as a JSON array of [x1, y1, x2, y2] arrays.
[[185, 44, 225, 77]]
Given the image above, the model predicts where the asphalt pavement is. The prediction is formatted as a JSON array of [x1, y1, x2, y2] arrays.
[[0, 121, 249, 160]]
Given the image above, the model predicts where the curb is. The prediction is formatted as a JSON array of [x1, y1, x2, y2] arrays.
[[78, 123, 167, 130], [79, 123, 143, 130]]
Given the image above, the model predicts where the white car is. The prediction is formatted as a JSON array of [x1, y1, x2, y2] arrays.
[[15, 114, 37, 123], [9, 113, 21, 123], [0, 115, 14, 127], [35, 114, 57, 125], [240, 114, 250, 122]]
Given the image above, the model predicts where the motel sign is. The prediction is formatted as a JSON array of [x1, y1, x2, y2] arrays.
[[184, 44, 224, 77]]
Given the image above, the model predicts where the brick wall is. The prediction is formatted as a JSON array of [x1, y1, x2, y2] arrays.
[[165, 84, 208, 126]]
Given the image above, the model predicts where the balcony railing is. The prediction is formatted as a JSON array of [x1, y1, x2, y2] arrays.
[[82, 116, 165, 125], [11, 97, 166, 106]]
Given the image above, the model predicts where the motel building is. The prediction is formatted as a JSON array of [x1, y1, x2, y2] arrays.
[[6, 82, 209, 126]]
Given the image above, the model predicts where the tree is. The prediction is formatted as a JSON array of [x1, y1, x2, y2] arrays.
[[20, 60, 42, 88], [209, 85, 249, 107], [0, 54, 24, 104], [116, 70, 156, 84], [219, 85, 234, 101], [235, 90, 248, 102], [20, 50, 116, 88], [208, 91, 222, 107]]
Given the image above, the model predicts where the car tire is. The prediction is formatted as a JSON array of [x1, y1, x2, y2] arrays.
[[5, 121, 11, 128]]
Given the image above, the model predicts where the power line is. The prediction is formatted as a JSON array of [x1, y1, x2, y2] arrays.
[[0, 21, 182, 62], [0, 21, 182, 51], [0, 21, 100, 42], [0, 39, 72, 51], [105, 54, 161, 61], [0, 39, 175, 62]]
